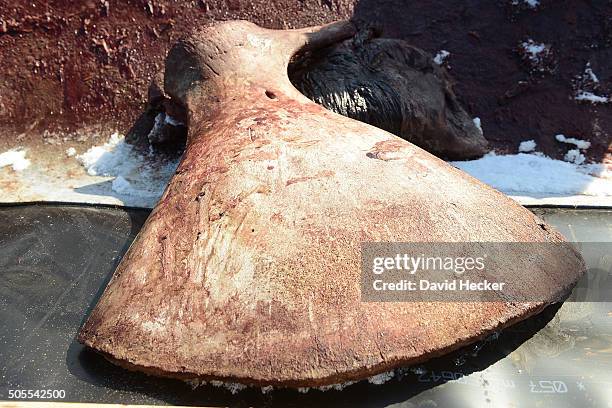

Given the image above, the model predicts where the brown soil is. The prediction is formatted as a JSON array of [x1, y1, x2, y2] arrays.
[[0, 0, 610, 163], [0, 0, 353, 147], [351, 0, 612, 164]]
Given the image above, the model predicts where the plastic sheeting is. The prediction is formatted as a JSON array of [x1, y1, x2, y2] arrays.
[[0, 205, 611, 406]]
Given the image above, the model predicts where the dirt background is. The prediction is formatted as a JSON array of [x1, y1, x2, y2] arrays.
[[0, 0, 610, 163]]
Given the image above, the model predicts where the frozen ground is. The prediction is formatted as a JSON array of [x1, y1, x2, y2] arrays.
[[0, 132, 610, 208], [0, 148, 31, 171], [76, 132, 180, 199], [452, 152, 611, 198], [451, 128, 611, 205], [0, 133, 180, 208]]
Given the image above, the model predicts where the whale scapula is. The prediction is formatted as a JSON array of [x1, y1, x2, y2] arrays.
[[78, 20, 584, 387]]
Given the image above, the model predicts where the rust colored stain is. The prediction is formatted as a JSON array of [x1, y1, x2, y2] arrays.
[[366, 139, 414, 161]]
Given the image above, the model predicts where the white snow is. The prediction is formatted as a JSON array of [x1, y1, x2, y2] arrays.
[[433, 50, 450, 65], [518, 140, 536, 153], [564, 149, 586, 165], [452, 152, 612, 197], [76, 132, 180, 197], [65, 147, 77, 157], [512, 0, 540, 8], [521, 39, 546, 61], [574, 63, 607, 104], [472, 117, 483, 134], [575, 91, 609, 104], [0, 148, 31, 171], [584, 62, 599, 83], [555, 134, 591, 150]]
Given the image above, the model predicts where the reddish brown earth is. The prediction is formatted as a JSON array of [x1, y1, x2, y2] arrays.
[[0, 0, 610, 163], [351, 0, 612, 163], [0, 0, 354, 148]]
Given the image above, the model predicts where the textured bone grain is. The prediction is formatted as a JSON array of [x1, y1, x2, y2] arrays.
[[78, 20, 585, 387]]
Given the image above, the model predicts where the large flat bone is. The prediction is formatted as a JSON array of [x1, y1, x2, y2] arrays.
[[78, 20, 585, 387]]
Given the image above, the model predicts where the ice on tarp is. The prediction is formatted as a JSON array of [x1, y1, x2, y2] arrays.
[[0, 148, 31, 171], [452, 152, 612, 197], [76, 133, 180, 197]]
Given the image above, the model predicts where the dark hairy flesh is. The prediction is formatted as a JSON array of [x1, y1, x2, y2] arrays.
[[289, 31, 489, 160]]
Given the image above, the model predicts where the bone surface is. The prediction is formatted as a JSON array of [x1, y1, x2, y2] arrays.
[[78, 20, 585, 387]]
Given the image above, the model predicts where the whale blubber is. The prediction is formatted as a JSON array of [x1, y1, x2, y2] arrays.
[[78, 20, 585, 387]]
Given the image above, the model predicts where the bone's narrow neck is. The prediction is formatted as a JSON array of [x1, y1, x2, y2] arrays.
[[163, 20, 356, 139]]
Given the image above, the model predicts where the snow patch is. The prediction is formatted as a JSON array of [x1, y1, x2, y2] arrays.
[[555, 134, 591, 150], [584, 62, 599, 84], [575, 91, 609, 104], [564, 149, 586, 165], [65, 147, 77, 157], [433, 50, 450, 65], [519, 39, 555, 74], [521, 39, 546, 61], [512, 0, 539, 8], [472, 117, 483, 134], [573, 62, 607, 103], [452, 152, 612, 197], [76, 132, 180, 198], [0, 148, 31, 171], [518, 140, 536, 153]]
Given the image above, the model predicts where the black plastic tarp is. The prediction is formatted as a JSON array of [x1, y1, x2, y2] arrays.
[[0, 205, 611, 407]]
